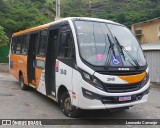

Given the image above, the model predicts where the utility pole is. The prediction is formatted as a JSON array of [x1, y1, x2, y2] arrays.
[[56, 0, 60, 19], [89, 0, 92, 17]]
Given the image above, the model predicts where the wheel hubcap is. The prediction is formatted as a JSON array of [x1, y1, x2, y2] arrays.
[[64, 97, 75, 112]]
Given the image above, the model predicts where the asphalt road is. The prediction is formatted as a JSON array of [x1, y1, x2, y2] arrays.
[[0, 72, 160, 128]]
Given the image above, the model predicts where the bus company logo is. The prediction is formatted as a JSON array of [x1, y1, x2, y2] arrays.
[[2, 120, 11, 125], [56, 61, 59, 72], [118, 68, 130, 71]]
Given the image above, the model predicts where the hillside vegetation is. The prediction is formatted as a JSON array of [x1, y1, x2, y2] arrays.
[[61, 0, 160, 26], [0, 0, 160, 37]]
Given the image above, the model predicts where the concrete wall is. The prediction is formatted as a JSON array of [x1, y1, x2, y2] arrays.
[[0, 63, 9, 72]]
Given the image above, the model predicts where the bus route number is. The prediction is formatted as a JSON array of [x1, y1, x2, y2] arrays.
[[107, 78, 115, 81], [60, 69, 67, 75]]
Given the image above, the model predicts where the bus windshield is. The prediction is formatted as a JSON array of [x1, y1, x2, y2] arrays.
[[75, 21, 146, 67]]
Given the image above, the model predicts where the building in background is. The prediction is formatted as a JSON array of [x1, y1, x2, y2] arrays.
[[132, 17, 160, 44], [141, 43, 160, 83]]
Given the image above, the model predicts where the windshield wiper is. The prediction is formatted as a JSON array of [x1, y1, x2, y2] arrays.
[[105, 34, 116, 69], [114, 37, 140, 69]]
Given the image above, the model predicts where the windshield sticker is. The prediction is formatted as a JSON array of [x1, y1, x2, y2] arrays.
[[96, 54, 104, 61], [112, 56, 122, 66]]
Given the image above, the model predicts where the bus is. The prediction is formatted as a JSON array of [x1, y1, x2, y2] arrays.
[[10, 17, 150, 117]]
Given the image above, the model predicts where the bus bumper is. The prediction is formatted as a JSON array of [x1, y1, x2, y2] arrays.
[[73, 80, 150, 110]]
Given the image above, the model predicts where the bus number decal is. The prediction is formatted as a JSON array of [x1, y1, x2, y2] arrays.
[[107, 78, 115, 81], [60, 69, 67, 75]]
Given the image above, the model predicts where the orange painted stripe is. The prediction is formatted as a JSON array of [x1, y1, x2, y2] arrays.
[[118, 72, 146, 84], [13, 23, 51, 37], [12, 19, 63, 37]]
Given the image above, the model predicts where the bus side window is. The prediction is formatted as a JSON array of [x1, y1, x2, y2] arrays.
[[26, 35, 30, 54], [65, 33, 74, 58], [11, 37, 17, 54], [21, 35, 27, 55], [37, 30, 48, 57], [58, 32, 74, 59], [15, 36, 22, 54], [59, 32, 67, 57]]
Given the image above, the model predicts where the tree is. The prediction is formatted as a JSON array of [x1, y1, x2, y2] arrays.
[[115, 12, 126, 23], [0, 0, 53, 37], [1, 0, 160, 36], [0, 26, 9, 46]]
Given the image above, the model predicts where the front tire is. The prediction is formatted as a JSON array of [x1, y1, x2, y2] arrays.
[[60, 91, 82, 118], [19, 74, 28, 90]]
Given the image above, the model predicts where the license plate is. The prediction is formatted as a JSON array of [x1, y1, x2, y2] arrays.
[[119, 95, 131, 101]]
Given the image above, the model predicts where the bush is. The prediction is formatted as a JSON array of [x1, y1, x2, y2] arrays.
[[0, 26, 9, 46], [0, 45, 9, 63]]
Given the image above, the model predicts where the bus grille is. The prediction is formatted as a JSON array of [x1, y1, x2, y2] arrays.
[[101, 87, 149, 104], [96, 71, 144, 75], [103, 82, 142, 93]]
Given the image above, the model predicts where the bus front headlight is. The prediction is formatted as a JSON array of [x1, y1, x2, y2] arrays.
[[92, 77, 105, 91], [82, 72, 105, 91]]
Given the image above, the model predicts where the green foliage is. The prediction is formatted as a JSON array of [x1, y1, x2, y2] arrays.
[[0, 0, 54, 37], [61, 0, 160, 27], [0, 26, 9, 46], [0, 0, 160, 37], [61, 0, 89, 17], [0, 45, 9, 63]]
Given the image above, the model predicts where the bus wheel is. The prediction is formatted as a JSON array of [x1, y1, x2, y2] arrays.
[[60, 91, 81, 118], [19, 74, 28, 90]]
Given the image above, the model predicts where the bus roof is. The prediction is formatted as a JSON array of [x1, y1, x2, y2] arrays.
[[12, 17, 120, 37]]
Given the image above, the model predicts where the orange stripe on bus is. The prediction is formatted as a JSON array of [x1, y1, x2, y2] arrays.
[[13, 25, 49, 37], [12, 19, 63, 37], [118, 72, 146, 84]]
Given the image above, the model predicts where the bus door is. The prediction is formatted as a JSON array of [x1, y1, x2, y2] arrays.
[[54, 25, 75, 95], [35, 30, 48, 91], [45, 28, 59, 96], [27, 33, 39, 85]]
